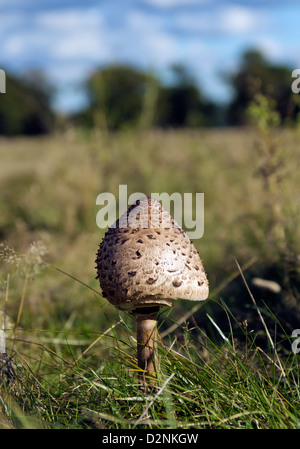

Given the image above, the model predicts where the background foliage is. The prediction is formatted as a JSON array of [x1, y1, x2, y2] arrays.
[[0, 48, 299, 429], [1, 48, 299, 134]]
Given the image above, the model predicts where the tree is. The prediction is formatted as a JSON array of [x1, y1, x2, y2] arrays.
[[83, 65, 158, 131], [155, 64, 216, 128], [226, 49, 296, 125], [78, 63, 217, 131], [0, 70, 54, 135]]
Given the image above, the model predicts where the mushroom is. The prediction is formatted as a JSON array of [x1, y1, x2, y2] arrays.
[[95, 196, 209, 381]]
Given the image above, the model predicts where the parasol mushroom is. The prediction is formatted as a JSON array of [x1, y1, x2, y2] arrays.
[[95, 196, 209, 380]]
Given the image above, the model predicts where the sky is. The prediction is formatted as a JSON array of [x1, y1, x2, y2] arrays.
[[1, 0, 300, 113]]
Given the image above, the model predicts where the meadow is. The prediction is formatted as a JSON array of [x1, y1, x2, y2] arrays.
[[0, 104, 300, 428]]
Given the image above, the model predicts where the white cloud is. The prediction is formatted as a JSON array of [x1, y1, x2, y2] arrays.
[[220, 6, 261, 34], [0, 12, 26, 59], [177, 5, 264, 35], [36, 8, 108, 61], [47, 60, 93, 84], [3, 31, 54, 59], [123, 10, 178, 66], [141, 32, 178, 65], [144, 0, 208, 7], [53, 30, 105, 60], [1, 7, 110, 68], [36, 8, 103, 31]]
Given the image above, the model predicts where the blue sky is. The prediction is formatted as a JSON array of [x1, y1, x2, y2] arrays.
[[1, 0, 300, 113]]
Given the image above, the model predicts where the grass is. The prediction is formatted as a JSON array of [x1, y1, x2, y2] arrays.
[[0, 291, 299, 429], [0, 98, 300, 428]]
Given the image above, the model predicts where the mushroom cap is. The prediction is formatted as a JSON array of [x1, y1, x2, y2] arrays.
[[96, 196, 209, 311]]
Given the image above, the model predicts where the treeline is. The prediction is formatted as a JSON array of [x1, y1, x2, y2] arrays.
[[0, 49, 298, 135], [0, 70, 54, 135]]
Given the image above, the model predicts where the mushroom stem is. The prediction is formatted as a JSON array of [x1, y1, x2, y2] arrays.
[[135, 309, 159, 378]]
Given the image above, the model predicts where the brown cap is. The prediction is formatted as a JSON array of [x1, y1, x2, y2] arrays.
[[96, 196, 209, 311]]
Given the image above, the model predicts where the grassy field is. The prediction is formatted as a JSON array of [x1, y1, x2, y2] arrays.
[[0, 112, 300, 428]]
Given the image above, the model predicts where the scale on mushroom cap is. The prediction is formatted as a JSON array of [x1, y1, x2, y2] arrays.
[[96, 196, 209, 382]]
